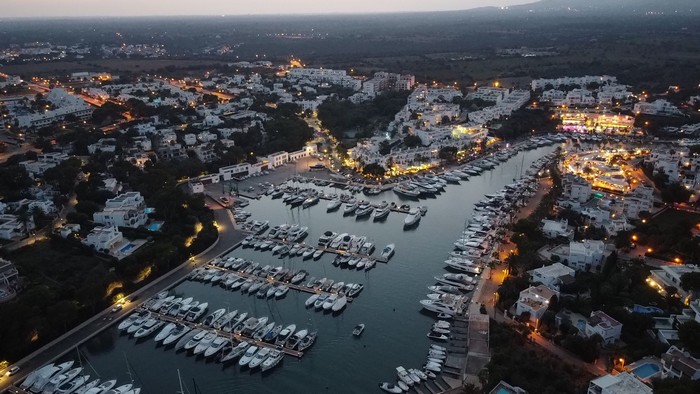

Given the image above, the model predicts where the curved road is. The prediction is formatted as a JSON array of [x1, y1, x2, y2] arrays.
[[0, 198, 246, 392]]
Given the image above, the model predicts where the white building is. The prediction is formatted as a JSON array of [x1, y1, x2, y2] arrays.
[[529, 263, 576, 291], [93, 192, 148, 228], [585, 310, 622, 344], [623, 185, 654, 219], [82, 226, 123, 253], [541, 219, 574, 239], [15, 88, 92, 128], [648, 264, 700, 303], [532, 75, 617, 91], [634, 99, 682, 116], [661, 345, 700, 380], [0, 214, 35, 240], [515, 285, 558, 322], [587, 373, 652, 394], [567, 240, 606, 272], [563, 174, 592, 203]]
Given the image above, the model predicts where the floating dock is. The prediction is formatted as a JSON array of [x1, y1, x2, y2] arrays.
[[142, 310, 305, 358]]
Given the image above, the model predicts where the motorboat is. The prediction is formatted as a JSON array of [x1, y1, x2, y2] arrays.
[[102, 384, 133, 394], [352, 323, 365, 336], [224, 312, 248, 333], [380, 244, 395, 260], [314, 294, 328, 310], [291, 270, 307, 284], [264, 324, 283, 342], [347, 283, 364, 298], [322, 294, 338, 311], [212, 310, 238, 330], [204, 336, 229, 358], [297, 330, 317, 351], [248, 347, 271, 369], [420, 299, 460, 315], [405, 369, 422, 385], [427, 331, 449, 341], [175, 329, 200, 351], [54, 374, 90, 394], [378, 383, 403, 393], [359, 242, 375, 255], [404, 208, 421, 227], [118, 313, 144, 332], [397, 381, 410, 391], [253, 322, 276, 341], [409, 369, 428, 381], [318, 231, 338, 246], [185, 302, 208, 322], [28, 362, 74, 393], [332, 296, 347, 312], [126, 316, 148, 335], [193, 332, 218, 355], [163, 325, 191, 346], [342, 202, 358, 215], [275, 285, 289, 298], [428, 285, 465, 295], [396, 366, 415, 386], [41, 367, 83, 394], [21, 364, 56, 390], [203, 308, 226, 326], [329, 233, 347, 249], [154, 323, 177, 343], [393, 185, 420, 198], [312, 249, 324, 260], [302, 196, 319, 208], [73, 378, 101, 394], [241, 316, 269, 336], [184, 330, 208, 351], [355, 204, 373, 217], [238, 346, 259, 367], [261, 349, 284, 372], [220, 342, 249, 364], [326, 199, 342, 211], [305, 294, 319, 307], [275, 324, 297, 346], [285, 329, 308, 349], [134, 318, 163, 339]]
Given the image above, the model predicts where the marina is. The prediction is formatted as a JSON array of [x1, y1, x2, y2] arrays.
[[16, 142, 560, 393]]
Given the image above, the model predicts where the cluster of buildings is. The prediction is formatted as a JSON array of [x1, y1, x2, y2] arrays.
[[11, 88, 93, 129], [100, 44, 167, 58], [0, 42, 91, 63], [467, 88, 531, 124]]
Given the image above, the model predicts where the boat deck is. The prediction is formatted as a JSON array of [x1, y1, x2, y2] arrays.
[[142, 310, 305, 358], [205, 264, 356, 302]]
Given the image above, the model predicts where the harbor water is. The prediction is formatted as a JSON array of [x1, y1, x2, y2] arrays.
[[76, 145, 556, 393]]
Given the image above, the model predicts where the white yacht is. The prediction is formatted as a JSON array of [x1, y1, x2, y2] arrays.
[[248, 347, 271, 369], [380, 244, 395, 260], [326, 199, 342, 211], [261, 350, 283, 372], [404, 208, 421, 227], [238, 346, 259, 367]]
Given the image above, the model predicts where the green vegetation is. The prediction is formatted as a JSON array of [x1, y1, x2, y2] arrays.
[[491, 107, 560, 141], [654, 378, 700, 394], [317, 91, 410, 139], [677, 321, 700, 356], [631, 208, 700, 262], [481, 321, 593, 394]]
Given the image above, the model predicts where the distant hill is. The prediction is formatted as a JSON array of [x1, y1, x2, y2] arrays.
[[506, 0, 698, 15]]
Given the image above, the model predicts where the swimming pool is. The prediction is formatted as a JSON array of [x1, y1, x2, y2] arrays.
[[147, 222, 163, 231], [632, 362, 660, 379], [496, 389, 511, 394], [120, 243, 136, 253]]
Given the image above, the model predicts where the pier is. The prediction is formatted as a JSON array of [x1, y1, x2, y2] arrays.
[[141, 310, 305, 358], [202, 264, 356, 302], [241, 237, 389, 264]]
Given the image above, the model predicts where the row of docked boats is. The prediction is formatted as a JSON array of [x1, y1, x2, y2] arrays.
[[141, 292, 209, 322], [378, 360, 442, 393], [190, 265, 295, 299], [20, 360, 138, 394], [265, 223, 310, 243]]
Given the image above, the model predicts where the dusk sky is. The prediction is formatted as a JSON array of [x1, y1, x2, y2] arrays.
[[3, 0, 533, 18]]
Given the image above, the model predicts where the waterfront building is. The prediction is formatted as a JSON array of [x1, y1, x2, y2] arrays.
[[93, 192, 148, 229]]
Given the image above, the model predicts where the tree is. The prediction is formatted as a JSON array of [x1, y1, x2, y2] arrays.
[[678, 321, 700, 355], [438, 146, 459, 163], [378, 141, 391, 155], [362, 163, 386, 178], [661, 182, 692, 204], [403, 134, 422, 148], [680, 272, 700, 293]]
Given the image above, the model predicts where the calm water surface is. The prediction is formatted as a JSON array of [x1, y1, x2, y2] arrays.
[[77, 146, 555, 393]]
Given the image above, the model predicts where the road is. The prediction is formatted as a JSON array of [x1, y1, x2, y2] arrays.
[[0, 199, 245, 391], [157, 78, 234, 101]]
